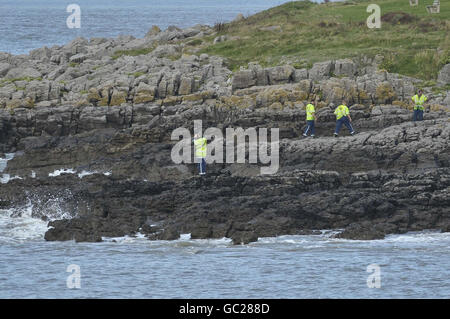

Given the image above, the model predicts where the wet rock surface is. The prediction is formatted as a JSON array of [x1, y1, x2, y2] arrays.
[[1, 101, 449, 243], [2, 164, 450, 243]]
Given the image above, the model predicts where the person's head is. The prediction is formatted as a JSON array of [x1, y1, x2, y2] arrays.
[[342, 100, 347, 106], [194, 134, 199, 139], [418, 89, 423, 96]]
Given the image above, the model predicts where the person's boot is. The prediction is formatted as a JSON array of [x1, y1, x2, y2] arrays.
[[334, 133, 338, 137]]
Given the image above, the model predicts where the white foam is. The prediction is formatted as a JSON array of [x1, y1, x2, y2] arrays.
[[0, 194, 77, 244], [179, 233, 191, 240], [50, 169, 111, 178], [0, 153, 15, 173], [0, 206, 48, 243], [0, 174, 9, 183], [383, 231, 450, 243], [101, 233, 233, 247], [102, 232, 148, 243], [256, 235, 310, 245], [171, 236, 233, 247], [77, 170, 98, 178], [0, 153, 16, 182], [49, 168, 76, 177], [255, 230, 450, 247], [0, 174, 22, 184]]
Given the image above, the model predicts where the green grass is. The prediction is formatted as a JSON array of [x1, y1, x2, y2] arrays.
[[431, 83, 450, 94], [195, 0, 449, 79], [186, 38, 203, 46], [128, 71, 146, 78], [0, 77, 43, 87]]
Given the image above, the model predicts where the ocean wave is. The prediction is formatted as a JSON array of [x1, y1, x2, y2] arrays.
[[254, 230, 450, 247], [0, 205, 48, 243], [101, 233, 233, 248], [383, 231, 450, 243], [67, 230, 450, 247], [0, 195, 77, 244]]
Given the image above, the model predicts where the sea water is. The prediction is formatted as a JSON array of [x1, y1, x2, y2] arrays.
[[0, 0, 301, 55], [2, 155, 450, 298]]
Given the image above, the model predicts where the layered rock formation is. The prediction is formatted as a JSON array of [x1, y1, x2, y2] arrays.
[[0, 24, 449, 244], [1, 24, 449, 111]]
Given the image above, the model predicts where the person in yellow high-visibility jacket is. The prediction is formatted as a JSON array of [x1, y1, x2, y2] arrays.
[[302, 102, 316, 138], [334, 100, 355, 137], [411, 89, 427, 122], [193, 134, 207, 175]]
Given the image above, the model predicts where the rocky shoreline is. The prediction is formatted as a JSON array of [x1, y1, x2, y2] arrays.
[[0, 23, 449, 244]]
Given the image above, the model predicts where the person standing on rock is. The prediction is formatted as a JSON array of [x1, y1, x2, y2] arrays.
[[411, 89, 428, 122], [303, 102, 316, 138], [193, 134, 207, 175], [334, 100, 355, 137]]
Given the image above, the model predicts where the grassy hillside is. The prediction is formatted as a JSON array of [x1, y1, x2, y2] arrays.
[[192, 0, 449, 80]]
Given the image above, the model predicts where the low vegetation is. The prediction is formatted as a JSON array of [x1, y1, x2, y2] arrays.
[[195, 0, 449, 80], [0, 76, 43, 87], [128, 71, 146, 78]]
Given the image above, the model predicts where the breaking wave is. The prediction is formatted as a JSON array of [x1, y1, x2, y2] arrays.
[[0, 204, 48, 243], [0, 196, 77, 244], [0, 153, 17, 184]]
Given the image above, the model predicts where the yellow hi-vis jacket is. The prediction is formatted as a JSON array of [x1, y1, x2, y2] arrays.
[[306, 104, 315, 121], [334, 104, 349, 120], [412, 94, 427, 110], [194, 137, 207, 158]]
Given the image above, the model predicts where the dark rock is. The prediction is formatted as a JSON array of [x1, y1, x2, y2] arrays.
[[231, 231, 259, 245], [190, 222, 213, 239], [0, 200, 10, 209], [74, 233, 102, 243], [155, 227, 180, 240], [335, 222, 386, 240]]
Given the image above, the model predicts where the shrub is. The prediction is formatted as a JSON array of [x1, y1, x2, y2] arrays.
[[379, 54, 395, 73], [186, 39, 203, 46], [414, 50, 441, 80], [128, 72, 146, 78], [214, 22, 228, 33]]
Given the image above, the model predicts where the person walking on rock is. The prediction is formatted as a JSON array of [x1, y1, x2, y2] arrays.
[[411, 89, 427, 122], [303, 102, 316, 138], [193, 134, 207, 175], [334, 100, 355, 137]]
